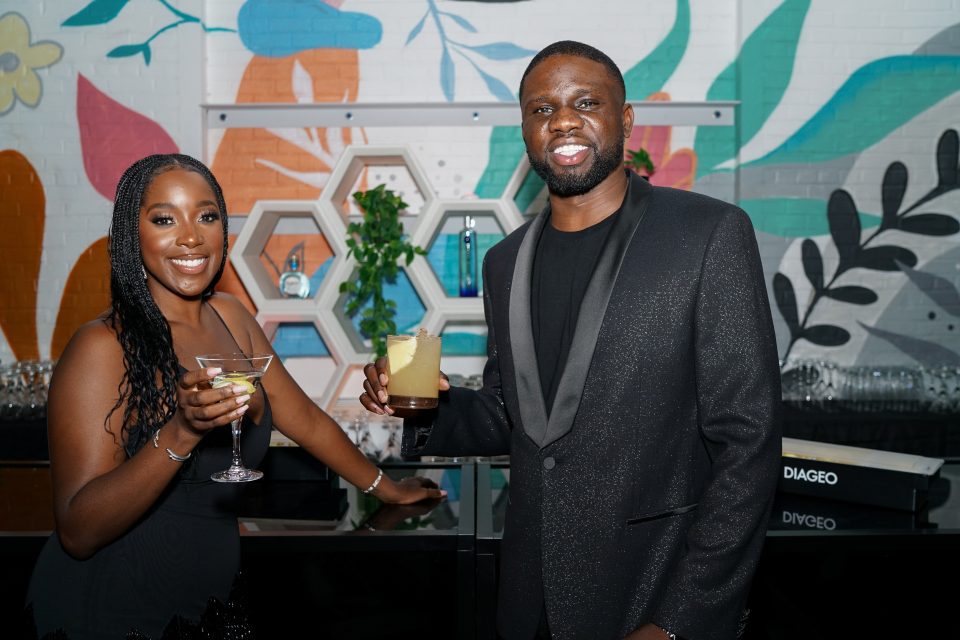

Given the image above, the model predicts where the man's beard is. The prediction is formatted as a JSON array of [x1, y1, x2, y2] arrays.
[[527, 138, 625, 198]]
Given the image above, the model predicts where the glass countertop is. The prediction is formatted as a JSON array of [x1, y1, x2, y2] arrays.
[[238, 462, 475, 551], [475, 462, 960, 546]]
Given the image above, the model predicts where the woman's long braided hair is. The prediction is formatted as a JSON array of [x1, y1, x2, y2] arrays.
[[105, 154, 229, 457]]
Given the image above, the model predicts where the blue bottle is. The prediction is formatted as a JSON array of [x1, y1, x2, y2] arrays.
[[459, 215, 478, 297]]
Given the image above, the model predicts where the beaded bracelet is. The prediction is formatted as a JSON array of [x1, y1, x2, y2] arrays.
[[152, 427, 192, 463], [362, 468, 384, 495]]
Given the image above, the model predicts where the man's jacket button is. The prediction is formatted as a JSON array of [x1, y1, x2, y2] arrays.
[[543, 456, 556, 470]]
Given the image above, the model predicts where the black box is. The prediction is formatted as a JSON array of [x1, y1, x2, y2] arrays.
[[779, 438, 943, 512]]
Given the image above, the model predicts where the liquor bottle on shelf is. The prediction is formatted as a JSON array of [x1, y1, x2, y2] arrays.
[[459, 215, 478, 297], [278, 250, 310, 299]]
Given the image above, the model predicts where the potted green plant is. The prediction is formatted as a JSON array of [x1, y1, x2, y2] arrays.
[[339, 184, 426, 358], [625, 148, 655, 177]]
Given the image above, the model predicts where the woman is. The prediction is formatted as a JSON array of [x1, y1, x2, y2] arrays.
[[26, 154, 442, 639]]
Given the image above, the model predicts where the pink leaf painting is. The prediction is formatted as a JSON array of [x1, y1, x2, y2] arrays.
[[77, 74, 178, 201]]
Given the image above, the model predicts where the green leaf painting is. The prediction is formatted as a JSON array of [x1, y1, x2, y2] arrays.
[[622, 0, 689, 101], [747, 56, 960, 168], [406, 0, 534, 103], [694, 0, 811, 175], [461, 42, 536, 61], [474, 126, 526, 198], [62, 0, 131, 27], [62, 0, 234, 65], [740, 198, 879, 238], [107, 43, 151, 65]]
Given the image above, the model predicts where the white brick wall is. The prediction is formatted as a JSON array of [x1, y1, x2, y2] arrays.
[[1, 0, 958, 368]]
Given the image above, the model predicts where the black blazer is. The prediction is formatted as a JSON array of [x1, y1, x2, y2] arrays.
[[403, 173, 782, 640]]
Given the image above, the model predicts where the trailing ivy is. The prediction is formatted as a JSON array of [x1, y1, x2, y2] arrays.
[[339, 185, 426, 358]]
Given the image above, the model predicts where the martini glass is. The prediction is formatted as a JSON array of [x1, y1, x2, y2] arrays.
[[195, 353, 273, 482]]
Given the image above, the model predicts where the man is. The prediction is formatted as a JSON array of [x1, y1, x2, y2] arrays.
[[361, 41, 781, 640]]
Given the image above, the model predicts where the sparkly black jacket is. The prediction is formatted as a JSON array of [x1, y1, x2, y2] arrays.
[[403, 172, 782, 640]]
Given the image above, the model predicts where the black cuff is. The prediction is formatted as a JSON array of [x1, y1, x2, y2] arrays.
[[400, 412, 435, 458]]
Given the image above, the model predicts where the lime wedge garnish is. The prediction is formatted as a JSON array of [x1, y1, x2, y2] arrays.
[[213, 374, 256, 395]]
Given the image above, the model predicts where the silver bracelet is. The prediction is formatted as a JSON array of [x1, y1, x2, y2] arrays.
[[152, 427, 192, 463], [362, 468, 384, 495]]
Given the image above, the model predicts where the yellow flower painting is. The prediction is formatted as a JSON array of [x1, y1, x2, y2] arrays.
[[0, 12, 63, 115]]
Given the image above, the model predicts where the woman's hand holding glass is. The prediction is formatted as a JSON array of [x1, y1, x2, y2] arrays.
[[172, 367, 252, 438]]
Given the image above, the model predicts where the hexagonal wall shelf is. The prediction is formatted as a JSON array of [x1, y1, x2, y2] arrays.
[[259, 316, 342, 405], [438, 319, 489, 356], [231, 200, 348, 314], [233, 147, 530, 407], [412, 198, 522, 298], [318, 144, 436, 238], [403, 197, 521, 338]]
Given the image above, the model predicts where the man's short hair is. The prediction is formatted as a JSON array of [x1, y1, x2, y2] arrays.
[[519, 40, 626, 103]]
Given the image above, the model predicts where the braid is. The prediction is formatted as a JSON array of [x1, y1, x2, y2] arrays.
[[105, 154, 230, 456]]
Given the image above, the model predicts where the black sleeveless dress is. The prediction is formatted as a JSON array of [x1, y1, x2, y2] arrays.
[[26, 386, 272, 639]]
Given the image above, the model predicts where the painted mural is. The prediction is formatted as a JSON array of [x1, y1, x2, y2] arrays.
[[1, 0, 958, 380]]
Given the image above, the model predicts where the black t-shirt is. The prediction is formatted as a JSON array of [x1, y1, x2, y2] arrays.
[[531, 207, 620, 415]]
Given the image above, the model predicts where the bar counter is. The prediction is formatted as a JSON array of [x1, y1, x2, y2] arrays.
[[2, 459, 475, 639], [471, 461, 960, 638], [4, 452, 960, 637]]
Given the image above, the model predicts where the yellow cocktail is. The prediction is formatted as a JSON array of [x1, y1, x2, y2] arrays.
[[387, 330, 442, 410], [195, 353, 273, 482]]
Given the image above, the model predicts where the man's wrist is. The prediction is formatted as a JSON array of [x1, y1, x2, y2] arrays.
[[654, 624, 676, 640]]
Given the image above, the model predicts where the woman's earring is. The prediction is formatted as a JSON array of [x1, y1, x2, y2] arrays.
[[142, 265, 148, 281]]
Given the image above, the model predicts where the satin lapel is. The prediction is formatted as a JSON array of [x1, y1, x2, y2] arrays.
[[509, 207, 550, 446], [541, 173, 652, 447]]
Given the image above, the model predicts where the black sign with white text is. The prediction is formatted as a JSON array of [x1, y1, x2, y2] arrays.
[[778, 456, 937, 511]]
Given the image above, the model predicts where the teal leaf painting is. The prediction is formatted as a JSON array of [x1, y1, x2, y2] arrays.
[[408, 0, 531, 103], [440, 47, 455, 102], [64, 0, 234, 64], [460, 42, 536, 61], [514, 168, 546, 215], [62, 0, 131, 26], [746, 56, 960, 168], [622, 0, 690, 100], [739, 198, 879, 238], [694, 0, 811, 175], [406, 12, 428, 45], [238, 0, 382, 56], [474, 127, 525, 198], [107, 43, 150, 65], [441, 11, 477, 33], [474, 64, 514, 102]]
